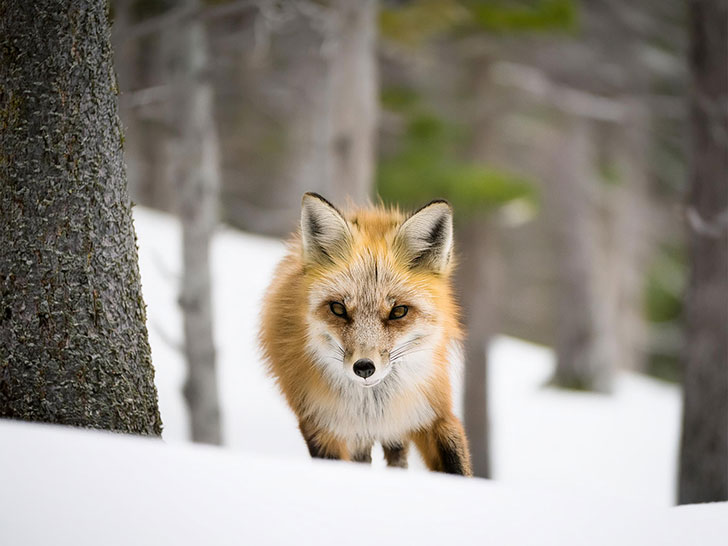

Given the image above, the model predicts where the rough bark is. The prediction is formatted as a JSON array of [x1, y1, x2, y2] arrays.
[[0, 0, 162, 434], [170, 0, 223, 445], [547, 117, 614, 393], [678, 0, 728, 505]]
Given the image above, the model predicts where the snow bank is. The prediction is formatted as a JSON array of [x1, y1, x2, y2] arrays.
[[1, 420, 725, 546]]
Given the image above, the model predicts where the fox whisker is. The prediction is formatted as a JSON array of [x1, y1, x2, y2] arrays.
[[390, 347, 429, 363], [389, 337, 422, 360], [328, 339, 346, 358]]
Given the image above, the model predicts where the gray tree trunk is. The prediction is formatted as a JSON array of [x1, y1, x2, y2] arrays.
[[458, 219, 499, 479], [285, 0, 378, 209], [328, 0, 378, 205], [547, 117, 614, 393], [170, 0, 223, 445], [0, 0, 162, 435], [458, 57, 503, 478], [598, 105, 651, 374], [678, 0, 728, 505]]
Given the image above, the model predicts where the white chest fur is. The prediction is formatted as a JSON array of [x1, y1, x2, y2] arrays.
[[309, 354, 439, 449]]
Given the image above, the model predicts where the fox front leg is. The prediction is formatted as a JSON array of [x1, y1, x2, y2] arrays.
[[351, 443, 373, 464], [412, 415, 473, 476], [298, 418, 348, 461], [383, 442, 409, 469]]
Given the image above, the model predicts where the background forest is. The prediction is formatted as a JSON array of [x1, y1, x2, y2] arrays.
[[1, 0, 726, 537], [114, 0, 708, 482]]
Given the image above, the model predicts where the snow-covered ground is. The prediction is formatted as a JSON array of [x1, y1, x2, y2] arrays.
[[2, 206, 724, 545], [2, 420, 725, 546], [135, 207, 681, 506]]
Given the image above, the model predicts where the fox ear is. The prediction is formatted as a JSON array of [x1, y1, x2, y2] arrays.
[[301, 192, 351, 265], [395, 200, 453, 272]]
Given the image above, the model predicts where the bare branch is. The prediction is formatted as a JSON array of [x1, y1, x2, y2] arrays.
[[491, 61, 628, 122], [686, 207, 728, 238]]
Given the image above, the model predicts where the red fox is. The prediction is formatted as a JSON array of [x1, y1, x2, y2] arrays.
[[260, 193, 472, 476]]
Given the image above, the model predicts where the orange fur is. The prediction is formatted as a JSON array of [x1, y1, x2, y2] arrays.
[[259, 195, 472, 475]]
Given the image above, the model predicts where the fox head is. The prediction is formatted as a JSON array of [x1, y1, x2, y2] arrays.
[[300, 192, 457, 389]]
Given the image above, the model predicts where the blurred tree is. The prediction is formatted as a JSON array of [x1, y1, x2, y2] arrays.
[[457, 0, 689, 393], [169, 0, 223, 445], [545, 116, 614, 391], [117, 0, 378, 236], [677, 0, 727, 505], [113, 0, 179, 213], [330, 0, 379, 206], [0, 0, 162, 434], [492, 0, 690, 385]]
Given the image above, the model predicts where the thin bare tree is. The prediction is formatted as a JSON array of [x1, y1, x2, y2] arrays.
[[170, 0, 223, 445]]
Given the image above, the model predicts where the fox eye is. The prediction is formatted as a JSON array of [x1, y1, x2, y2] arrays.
[[330, 301, 347, 318], [389, 305, 408, 320]]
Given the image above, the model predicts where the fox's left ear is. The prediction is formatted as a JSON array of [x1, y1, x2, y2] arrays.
[[301, 192, 351, 265], [395, 200, 453, 273]]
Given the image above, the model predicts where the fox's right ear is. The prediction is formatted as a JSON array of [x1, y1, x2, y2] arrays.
[[301, 192, 351, 265]]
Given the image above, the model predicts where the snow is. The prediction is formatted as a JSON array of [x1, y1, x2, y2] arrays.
[[2, 206, 724, 545], [1, 420, 726, 546], [489, 338, 681, 505]]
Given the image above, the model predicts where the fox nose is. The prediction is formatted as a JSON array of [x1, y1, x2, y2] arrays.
[[353, 359, 375, 379]]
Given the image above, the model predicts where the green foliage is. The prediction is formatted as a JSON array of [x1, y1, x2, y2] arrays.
[[379, 0, 471, 47], [649, 353, 682, 384], [377, 91, 535, 218], [379, 0, 578, 46], [644, 244, 686, 383], [597, 161, 622, 186], [645, 244, 685, 324], [381, 87, 421, 112], [465, 0, 578, 33]]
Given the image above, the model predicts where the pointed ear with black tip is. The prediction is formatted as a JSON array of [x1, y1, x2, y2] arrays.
[[395, 200, 454, 273], [300, 192, 351, 265]]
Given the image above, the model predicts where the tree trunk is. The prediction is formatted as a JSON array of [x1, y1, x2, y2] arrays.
[[170, 0, 223, 445], [457, 57, 502, 478], [547, 117, 614, 393], [0, 0, 162, 435], [284, 0, 378, 211], [328, 0, 378, 205], [678, 0, 728, 505], [458, 219, 499, 479], [598, 105, 651, 374]]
